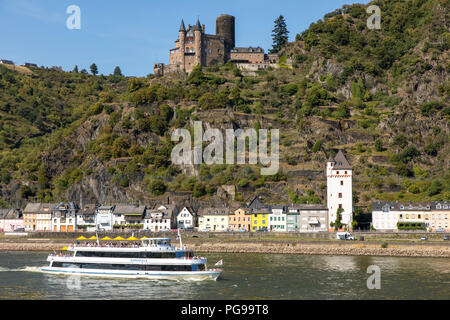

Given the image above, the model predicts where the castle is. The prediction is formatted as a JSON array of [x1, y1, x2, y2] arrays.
[[154, 14, 279, 76]]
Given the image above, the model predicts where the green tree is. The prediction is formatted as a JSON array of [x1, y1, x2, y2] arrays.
[[149, 179, 167, 196], [270, 15, 289, 54], [90, 63, 98, 76], [113, 66, 123, 76], [374, 139, 383, 152], [73, 65, 79, 73]]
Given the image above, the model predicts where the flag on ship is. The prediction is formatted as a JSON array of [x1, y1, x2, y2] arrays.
[[215, 259, 223, 266]]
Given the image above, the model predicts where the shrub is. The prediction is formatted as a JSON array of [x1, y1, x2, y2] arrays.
[[148, 179, 167, 196]]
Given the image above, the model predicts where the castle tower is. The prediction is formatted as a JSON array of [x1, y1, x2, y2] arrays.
[[216, 14, 235, 48], [194, 18, 203, 66], [326, 150, 353, 231], [178, 19, 186, 70]]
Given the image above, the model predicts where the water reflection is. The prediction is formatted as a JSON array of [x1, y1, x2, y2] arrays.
[[0, 251, 449, 299]]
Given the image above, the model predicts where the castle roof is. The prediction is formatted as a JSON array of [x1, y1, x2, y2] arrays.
[[179, 19, 186, 32], [331, 150, 352, 170]]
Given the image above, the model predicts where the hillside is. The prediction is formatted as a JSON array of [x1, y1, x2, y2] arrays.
[[0, 0, 448, 221]]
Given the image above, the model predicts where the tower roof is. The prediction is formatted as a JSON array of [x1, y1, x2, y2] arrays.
[[179, 19, 186, 32], [332, 150, 352, 170], [192, 18, 202, 31]]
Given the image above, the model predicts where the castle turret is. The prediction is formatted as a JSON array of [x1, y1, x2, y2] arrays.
[[194, 18, 203, 66]]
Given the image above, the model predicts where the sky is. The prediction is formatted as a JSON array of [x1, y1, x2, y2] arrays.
[[0, 0, 368, 77]]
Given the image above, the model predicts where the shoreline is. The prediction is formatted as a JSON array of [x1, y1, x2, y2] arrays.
[[0, 240, 449, 258]]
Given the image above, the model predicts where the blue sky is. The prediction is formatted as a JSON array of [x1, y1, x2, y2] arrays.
[[0, 0, 368, 77]]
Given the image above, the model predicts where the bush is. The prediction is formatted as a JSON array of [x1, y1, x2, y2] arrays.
[[148, 179, 167, 196]]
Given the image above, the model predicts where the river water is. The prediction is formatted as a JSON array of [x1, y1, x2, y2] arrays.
[[0, 251, 448, 299]]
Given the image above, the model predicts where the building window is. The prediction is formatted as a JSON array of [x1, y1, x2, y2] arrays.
[[338, 193, 342, 198], [339, 204, 342, 209]]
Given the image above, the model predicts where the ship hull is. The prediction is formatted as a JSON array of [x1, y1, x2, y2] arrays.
[[41, 267, 221, 281]]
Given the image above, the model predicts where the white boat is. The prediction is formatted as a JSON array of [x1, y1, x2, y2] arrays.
[[41, 236, 222, 281]]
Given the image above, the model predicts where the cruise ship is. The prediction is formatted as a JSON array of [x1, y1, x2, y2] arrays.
[[41, 236, 222, 281]]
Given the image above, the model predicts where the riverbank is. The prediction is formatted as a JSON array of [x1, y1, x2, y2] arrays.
[[0, 238, 449, 257]]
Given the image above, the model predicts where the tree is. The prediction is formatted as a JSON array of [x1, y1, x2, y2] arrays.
[[73, 65, 79, 73], [149, 179, 167, 196], [375, 139, 383, 152], [90, 63, 98, 76], [270, 15, 289, 54], [113, 66, 123, 76]]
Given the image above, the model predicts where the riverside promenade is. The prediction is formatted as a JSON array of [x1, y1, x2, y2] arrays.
[[0, 231, 449, 258]]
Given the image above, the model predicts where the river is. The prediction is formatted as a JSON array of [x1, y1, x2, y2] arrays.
[[0, 251, 448, 299]]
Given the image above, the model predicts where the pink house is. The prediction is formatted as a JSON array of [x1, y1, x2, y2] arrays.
[[0, 209, 23, 232]]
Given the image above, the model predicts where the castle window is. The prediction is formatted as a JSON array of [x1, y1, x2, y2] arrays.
[[338, 193, 342, 198], [345, 171, 347, 174], [340, 181, 343, 186], [336, 171, 339, 174]]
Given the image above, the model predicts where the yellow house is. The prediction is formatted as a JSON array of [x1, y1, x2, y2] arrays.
[[251, 208, 269, 231], [197, 207, 232, 232]]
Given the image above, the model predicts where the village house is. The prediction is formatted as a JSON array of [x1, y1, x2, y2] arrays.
[[76, 203, 97, 232], [23, 203, 56, 232], [268, 205, 287, 232], [251, 207, 270, 232], [228, 207, 252, 232], [298, 204, 329, 232], [51, 202, 78, 232], [95, 205, 115, 231], [0, 209, 23, 232], [197, 207, 232, 232], [113, 204, 146, 228], [176, 207, 197, 230], [372, 201, 449, 232], [143, 204, 178, 232], [429, 201, 449, 232], [286, 205, 302, 232]]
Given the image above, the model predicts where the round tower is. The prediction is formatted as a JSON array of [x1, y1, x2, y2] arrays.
[[216, 14, 235, 48], [194, 18, 202, 66]]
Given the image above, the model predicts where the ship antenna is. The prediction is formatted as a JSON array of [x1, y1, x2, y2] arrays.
[[95, 230, 100, 246]]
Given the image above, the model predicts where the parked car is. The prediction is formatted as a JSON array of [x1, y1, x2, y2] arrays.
[[443, 235, 449, 241], [421, 236, 428, 241], [336, 232, 355, 240], [13, 228, 25, 232]]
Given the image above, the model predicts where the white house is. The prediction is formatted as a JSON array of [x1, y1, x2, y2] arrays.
[[143, 205, 178, 232], [371, 201, 400, 231], [176, 207, 196, 230], [326, 150, 353, 230], [51, 202, 78, 232], [113, 204, 146, 227], [0, 209, 23, 232], [298, 204, 328, 232], [76, 204, 97, 232], [268, 205, 287, 232], [95, 205, 115, 231]]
